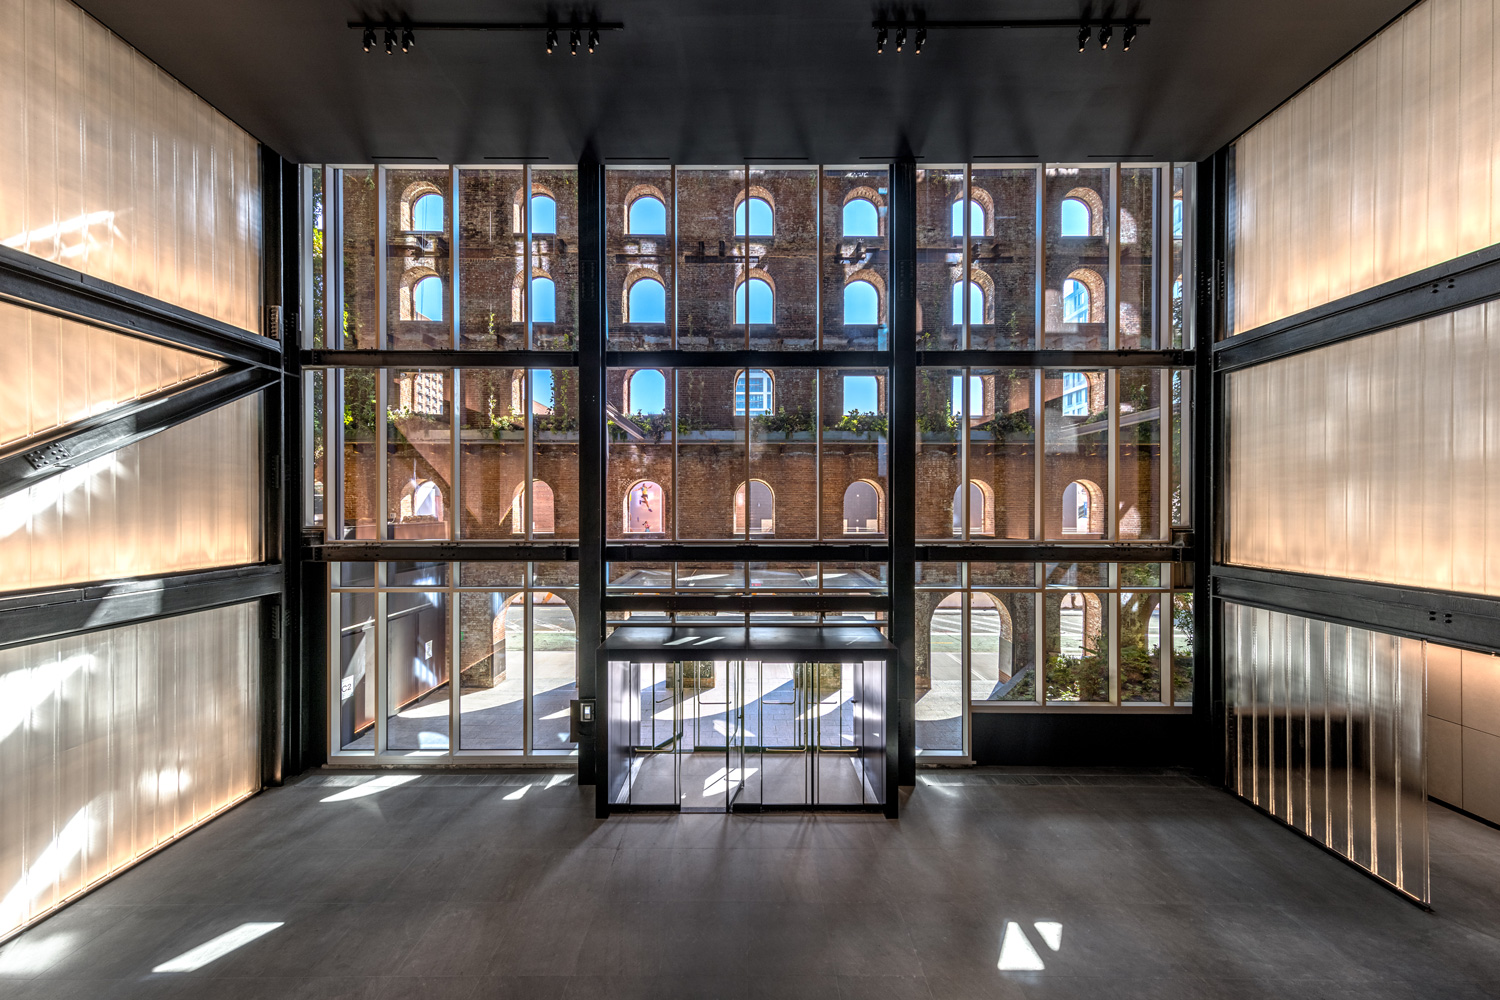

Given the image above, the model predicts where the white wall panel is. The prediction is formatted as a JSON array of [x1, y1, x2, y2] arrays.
[[0, 300, 225, 451], [1226, 301, 1500, 597], [0, 602, 260, 940], [1231, 0, 1500, 334], [0, 393, 264, 592], [0, 0, 262, 333]]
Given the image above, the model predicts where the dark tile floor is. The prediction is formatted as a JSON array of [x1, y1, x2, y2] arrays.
[[3, 768, 1500, 999]]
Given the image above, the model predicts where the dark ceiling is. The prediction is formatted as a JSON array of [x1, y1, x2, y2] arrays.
[[76, 1, 1413, 165]]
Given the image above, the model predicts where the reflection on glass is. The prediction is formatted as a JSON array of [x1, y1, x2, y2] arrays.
[[338, 168, 379, 349], [457, 167, 526, 350], [459, 590, 524, 750], [386, 169, 453, 350], [678, 369, 746, 539], [823, 169, 889, 349], [1117, 369, 1163, 540], [1044, 370, 1110, 540], [1119, 591, 1162, 702], [1045, 591, 1108, 702], [1044, 167, 1111, 349], [1117, 167, 1160, 350], [970, 167, 1038, 349], [916, 168, 965, 350], [386, 589, 450, 750], [919, 593, 963, 750], [338, 591, 376, 751], [309, 369, 326, 526], [530, 169, 578, 350], [917, 368, 963, 540], [339, 368, 380, 540], [1173, 594, 1194, 705], [531, 592, 578, 751]]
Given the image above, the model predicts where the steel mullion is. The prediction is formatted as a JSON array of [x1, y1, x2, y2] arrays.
[[1107, 369, 1119, 541], [1108, 162, 1120, 351], [449, 567, 461, 752], [525, 164, 533, 350], [1034, 369, 1044, 540], [526, 370, 535, 542], [524, 575, 533, 754], [963, 164, 972, 349], [1035, 165, 1046, 349], [378, 368, 389, 546], [374, 575, 389, 754], [377, 165, 388, 350], [1159, 367, 1171, 541], [451, 166, 461, 350], [671, 165, 679, 348]]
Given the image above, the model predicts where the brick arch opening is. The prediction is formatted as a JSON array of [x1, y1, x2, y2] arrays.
[[733, 186, 777, 237], [512, 266, 557, 322], [842, 186, 886, 237], [508, 480, 556, 535], [622, 267, 667, 323], [1061, 478, 1105, 536], [952, 479, 996, 537], [733, 479, 775, 535], [622, 183, 669, 235], [733, 367, 775, 414], [734, 268, 777, 324], [398, 265, 441, 321], [843, 269, 885, 326], [398, 179, 443, 233], [1062, 186, 1105, 237], [954, 185, 996, 237], [842, 478, 885, 535], [1064, 267, 1106, 324], [512, 182, 558, 234], [624, 479, 667, 534], [398, 477, 444, 522], [954, 267, 996, 325], [623, 368, 668, 415]]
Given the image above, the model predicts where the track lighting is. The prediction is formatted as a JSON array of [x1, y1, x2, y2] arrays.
[[895, 26, 906, 52], [546, 27, 557, 53], [588, 28, 599, 52], [401, 27, 413, 52], [385, 27, 396, 54], [362, 26, 375, 51], [1122, 23, 1136, 51], [1078, 24, 1089, 52], [876, 26, 887, 54], [1098, 22, 1112, 50], [914, 26, 925, 54], [570, 28, 579, 55]]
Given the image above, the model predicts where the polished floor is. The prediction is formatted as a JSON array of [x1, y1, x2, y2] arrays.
[[3, 768, 1500, 999]]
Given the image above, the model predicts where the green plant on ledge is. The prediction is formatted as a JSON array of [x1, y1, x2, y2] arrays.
[[752, 407, 815, 438], [916, 411, 958, 435], [977, 410, 1033, 438], [827, 410, 889, 437], [486, 392, 524, 439]]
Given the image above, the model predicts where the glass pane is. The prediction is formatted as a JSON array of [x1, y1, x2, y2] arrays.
[[608, 168, 674, 350], [1118, 369, 1163, 540], [917, 368, 962, 540], [969, 167, 1038, 349], [337, 168, 379, 349], [677, 369, 745, 539], [1044, 562, 1108, 588], [386, 168, 453, 350], [915, 562, 961, 587], [676, 563, 744, 589], [1171, 165, 1188, 349], [969, 368, 1036, 539], [607, 562, 673, 589], [534, 369, 579, 540], [970, 563, 1037, 587], [609, 366, 674, 538], [1044, 370, 1110, 540], [339, 368, 380, 540], [677, 168, 746, 351], [749, 368, 816, 539], [458, 368, 527, 538], [749, 563, 818, 589], [459, 590, 524, 750], [531, 168, 578, 350], [531, 592, 578, 751], [1173, 593, 1195, 705], [531, 562, 580, 587], [309, 369, 326, 526], [976, 591, 1037, 702], [919, 592, 963, 750], [1045, 167, 1111, 349], [822, 168, 889, 350], [820, 562, 888, 590], [1117, 166, 1161, 350], [1172, 370, 1191, 527], [311, 169, 326, 348], [457, 167, 527, 350], [387, 369, 453, 540], [386, 589, 451, 750], [1045, 591, 1109, 703], [916, 168, 964, 349], [459, 562, 527, 587], [746, 167, 817, 350], [336, 562, 375, 588], [1119, 591, 1163, 703], [337, 591, 376, 751], [821, 369, 888, 538]]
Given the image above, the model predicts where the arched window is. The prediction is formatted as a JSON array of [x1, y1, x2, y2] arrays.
[[411, 193, 444, 232], [970, 594, 1015, 699], [735, 277, 774, 324], [413, 275, 443, 322], [734, 197, 774, 237], [627, 276, 666, 324], [531, 276, 556, 323], [735, 369, 773, 416], [733, 480, 775, 535], [952, 481, 992, 536], [511, 481, 556, 535], [842, 481, 882, 534], [626, 480, 665, 533], [1061, 198, 1092, 237], [1062, 481, 1092, 534], [843, 198, 879, 236], [531, 195, 557, 234], [400, 478, 443, 521], [627, 370, 666, 414], [628, 196, 666, 235], [844, 279, 879, 325], [950, 199, 985, 238], [1062, 278, 1090, 324], [951, 280, 984, 325]]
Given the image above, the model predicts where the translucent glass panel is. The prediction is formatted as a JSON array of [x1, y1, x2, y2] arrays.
[[0, 0, 262, 332], [531, 168, 579, 350], [1226, 302, 1500, 596], [1043, 370, 1110, 540], [678, 168, 747, 351], [1117, 368, 1164, 541], [915, 168, 965, 349], [458, 367, 527, 539], [1117, 167, 1160, 350], [0, 393, 264, 591], [608, 168, 674, 350], [387, 370, 453, 540], [337, 368, 380, 539], [456, 167, 526, 350], [1044, 167, 1111, 348], [915, 368, 962, 539], [822, 169, 889, 350], [386, 169, 453, 350], [330, 563, 579, 757], [336, 168, 379, 349], [0, 301, 224, 450], [748, 168, 818, 349], [0, 602, 261, 940], [970, 167, 1038, 349], [608, 368, 889, 540], [1223, 602, 1428, 903], [1231, 0, 1500, 334]]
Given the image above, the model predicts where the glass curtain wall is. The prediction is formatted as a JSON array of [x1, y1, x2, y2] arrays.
[[332, 562, 580, 758]]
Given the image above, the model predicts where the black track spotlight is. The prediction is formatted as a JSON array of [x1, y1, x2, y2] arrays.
[[914, 26, 925, 54], [876, 26, 887, 54], [1122, 23, 1136, 51], [546, 27, 557, 53], [362, 25, 375, 51], [588, 27, 599, 52], [895, 26, 906, 52], [1099, 22, 1112, 50], [1077, 23, 1089, 52], [570, 28, 580, 55], [401, 26, 413, 52], [384, 26, 396, 54]]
